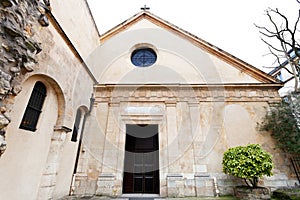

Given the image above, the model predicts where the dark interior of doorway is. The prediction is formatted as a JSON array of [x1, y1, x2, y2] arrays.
[[123, 124, 159, 194]]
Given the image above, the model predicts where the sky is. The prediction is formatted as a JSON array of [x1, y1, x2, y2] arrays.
[[87, 0, 299, 71]]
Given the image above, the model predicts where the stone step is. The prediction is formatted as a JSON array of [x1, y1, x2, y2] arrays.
[[58, 196, 167, 200], [126, 198, 165, 200], [128, 198, 166, 200], [128, 198, 154, 200]]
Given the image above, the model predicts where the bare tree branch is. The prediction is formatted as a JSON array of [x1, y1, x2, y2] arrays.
[[282, 66, 296, 75], [256, 7, 300, 92], [269, 46, 282, 66]]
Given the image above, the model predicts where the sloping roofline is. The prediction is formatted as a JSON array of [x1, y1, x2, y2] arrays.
[[100, 11, 282, 84]]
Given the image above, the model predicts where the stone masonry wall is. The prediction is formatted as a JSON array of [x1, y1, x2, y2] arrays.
[[0, 0, 50, 156]]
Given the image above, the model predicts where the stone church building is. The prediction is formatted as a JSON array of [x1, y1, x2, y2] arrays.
[[0, 1, 297, 199]]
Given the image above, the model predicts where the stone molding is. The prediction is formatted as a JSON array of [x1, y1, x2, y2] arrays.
[[54, 125, 72, 133], [94, 84, 281, 103]]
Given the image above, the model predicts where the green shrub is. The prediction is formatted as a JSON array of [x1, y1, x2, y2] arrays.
[[222, 144, 274, 188], [259, 97, 300, 154]]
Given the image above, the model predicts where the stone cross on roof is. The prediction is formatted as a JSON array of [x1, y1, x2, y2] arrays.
[[141, 5, 150, 11]]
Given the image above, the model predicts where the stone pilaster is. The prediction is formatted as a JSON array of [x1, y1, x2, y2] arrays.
[[195, 174, 214, 197], [37, 125, 71, 200], [72, 102, 110, 196], [159, 104, 168, 197], [167, 174, 185, 197], [96, 174, 116, 197], [96, 103, 120, 196], [177, 101, 196, 196], [101, 103, 120, 173], [165, 101, 179, 173]]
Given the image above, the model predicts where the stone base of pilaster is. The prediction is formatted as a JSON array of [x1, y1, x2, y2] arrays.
[[195, 174, 214, 197], [96, 174, 119, 197], [73, 174, 96, 196]]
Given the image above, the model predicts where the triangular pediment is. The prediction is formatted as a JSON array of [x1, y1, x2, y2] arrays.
[[94, 11, 282, 85]]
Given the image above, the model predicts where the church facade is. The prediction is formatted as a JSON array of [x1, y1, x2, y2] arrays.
[[0, 1, 297, 199]]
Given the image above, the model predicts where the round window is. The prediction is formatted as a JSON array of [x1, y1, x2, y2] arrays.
[[131, 48, 157, 67]]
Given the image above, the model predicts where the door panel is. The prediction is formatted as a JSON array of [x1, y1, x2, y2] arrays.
[[123, 124, 159, 194]]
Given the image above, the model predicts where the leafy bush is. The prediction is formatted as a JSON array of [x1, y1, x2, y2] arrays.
[[259, 96, 300, 154], [222, 144, 274, 188]]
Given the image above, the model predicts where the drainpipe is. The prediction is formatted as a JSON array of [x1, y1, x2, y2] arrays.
[[213, 176, 220, 197], [69, 94, 95, 195]]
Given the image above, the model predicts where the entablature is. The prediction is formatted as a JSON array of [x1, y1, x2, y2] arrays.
[[94, 84, 282, 104]]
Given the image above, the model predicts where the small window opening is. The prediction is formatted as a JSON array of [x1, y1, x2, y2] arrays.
[[19, 81, 47, 132], [71, 109, 83, 142], [131, 48, 157, 67]]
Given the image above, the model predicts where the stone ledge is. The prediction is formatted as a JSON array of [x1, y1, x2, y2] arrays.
[[167, 174, 183, 178]]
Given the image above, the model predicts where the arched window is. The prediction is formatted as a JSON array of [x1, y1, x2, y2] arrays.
[[19, 81, 47, 131], [71, 109, 83, 142]]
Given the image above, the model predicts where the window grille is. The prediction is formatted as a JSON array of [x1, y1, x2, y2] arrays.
[[131, 48, 157, 67], [19, 81, 47, 131]]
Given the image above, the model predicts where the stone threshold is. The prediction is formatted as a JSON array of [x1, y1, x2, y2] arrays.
[[58, 194, 164, 200], [121, 193, 163, 200]]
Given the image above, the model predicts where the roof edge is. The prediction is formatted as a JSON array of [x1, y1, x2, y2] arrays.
[[100, 11, 145, 41], [100, 11, 281, 84]]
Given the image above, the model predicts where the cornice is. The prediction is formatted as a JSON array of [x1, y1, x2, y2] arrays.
[[94, 84, 282, 103]]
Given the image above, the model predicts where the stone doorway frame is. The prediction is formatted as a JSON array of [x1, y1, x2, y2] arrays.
[[119, 103, 166, 196]]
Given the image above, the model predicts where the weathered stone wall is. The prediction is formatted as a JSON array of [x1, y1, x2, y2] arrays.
[[0, 0, 51, 156], [50, 0, 100, 59], [0, 0, 99, 199], [73, 85, 296, 197]]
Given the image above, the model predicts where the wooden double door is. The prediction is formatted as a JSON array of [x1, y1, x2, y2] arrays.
[[123, 124, 159, 194]]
